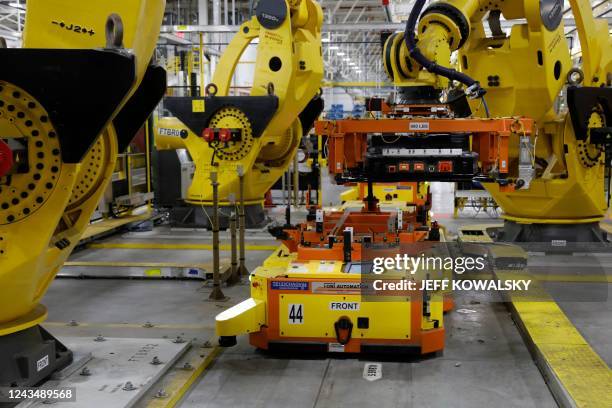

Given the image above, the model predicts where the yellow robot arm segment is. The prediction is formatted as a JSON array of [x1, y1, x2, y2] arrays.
[[385, 0, 611, 231], [566, 0, 610, 87], [212, 21, 261, 96], [0, 0, 166, 334], [384, 0, 483, 90], [457, 0, 611, 225], [164, 0, 324, 211], [23, 0, 164, 90]]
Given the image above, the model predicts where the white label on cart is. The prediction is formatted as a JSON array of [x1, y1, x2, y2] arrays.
[[316, 209, 324, 223], [409, 122, 429, 131], [312, 282, 366, 294], [551, 239, 567, 247], [318, 262, 334, 273], [37, 355, 49, 372], [330, 302, 360, 311], [328, 343, 345, 353], [288, 304, 304, 324], [289, 263, 309, 273]]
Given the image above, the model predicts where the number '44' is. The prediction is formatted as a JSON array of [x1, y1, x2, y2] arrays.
[[288, 304, 303, 324]]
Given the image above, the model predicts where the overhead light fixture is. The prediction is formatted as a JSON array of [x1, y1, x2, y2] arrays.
[[343, 58, 351, 61], [322, 38, 330, 43], [328, 45, 339, 50], [337, 52, 345, 56]]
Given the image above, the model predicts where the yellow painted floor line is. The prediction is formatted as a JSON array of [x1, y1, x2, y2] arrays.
[[534, 274, 612, 284], [599, 221, 612, 234], [63, 261, 216, 269], [87, 242, 278, 251], [466, 273, 611, 284], [81, 213, 151, 240], [495, 268, 612, 408], [146, 345, 223, 408], [44, 322, 214, 331]]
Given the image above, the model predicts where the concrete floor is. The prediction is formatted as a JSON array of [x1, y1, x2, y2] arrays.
[[43, 276, 556, 408], [39, 199, 611, 408], [180, 290, 556, 408], [43, 231, 561, 408]]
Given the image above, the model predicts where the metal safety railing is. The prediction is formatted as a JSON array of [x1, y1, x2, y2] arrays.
[[0, 2, 25, 42]]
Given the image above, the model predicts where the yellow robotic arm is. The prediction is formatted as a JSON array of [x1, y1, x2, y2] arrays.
[[0, 0, 166, 386], [384, 0, 612, 241], [161, 0, 324, 225]]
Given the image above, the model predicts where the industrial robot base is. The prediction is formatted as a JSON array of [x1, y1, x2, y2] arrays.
[[499, 221, 607, 244], [0, 325, 73, 388]]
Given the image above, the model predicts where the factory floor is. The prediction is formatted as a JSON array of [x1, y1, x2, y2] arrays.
[[45, 262, 556, 408], [179, 290, 557, 408], [41, 207, 611, 408], [44, 175, 612, 407]]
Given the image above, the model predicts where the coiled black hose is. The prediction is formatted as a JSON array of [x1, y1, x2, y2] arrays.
[[404, 0, 483, 92]]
